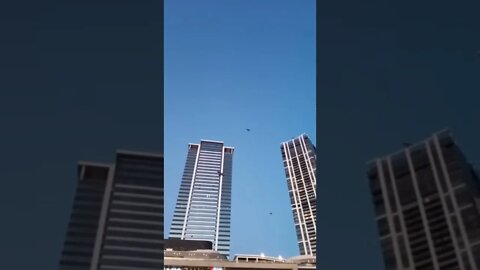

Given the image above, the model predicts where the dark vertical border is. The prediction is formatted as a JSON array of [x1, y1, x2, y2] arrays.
[[315, 0, 320, 265]]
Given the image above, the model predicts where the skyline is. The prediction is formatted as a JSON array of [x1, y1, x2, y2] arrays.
[[165, 132, 317, 258], [164, 0, 316, 259]]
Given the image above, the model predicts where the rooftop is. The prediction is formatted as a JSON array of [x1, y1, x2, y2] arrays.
[[116, 149, 163, 158], [365, 128, 452, 166]]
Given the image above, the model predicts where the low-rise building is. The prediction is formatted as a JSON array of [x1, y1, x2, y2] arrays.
[[165, 248, 316, 270]]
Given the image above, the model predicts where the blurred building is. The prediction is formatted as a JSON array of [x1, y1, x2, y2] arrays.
[[367, 130, 480, 270], [58, 150, 163, 270]]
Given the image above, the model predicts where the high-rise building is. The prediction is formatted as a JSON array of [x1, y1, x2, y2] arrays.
[[280, 134, 317, 256], [58, 162, 113, 270], [96, 151, 164, 269], [367, 130, 480, 270], [170, 140, 234, 257], [58, 150, 163, 270]]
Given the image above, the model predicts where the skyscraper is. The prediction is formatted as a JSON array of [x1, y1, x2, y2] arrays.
[[59, 162, 113, 270], [281, 134, 317, 256], [96, 151, 164, 270], [367, 130, 480, 270], [58, 150, 163, 270], [170, 140, 234, 257]]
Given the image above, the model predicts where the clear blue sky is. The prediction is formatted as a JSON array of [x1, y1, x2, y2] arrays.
[[164, 0, 316, 258]]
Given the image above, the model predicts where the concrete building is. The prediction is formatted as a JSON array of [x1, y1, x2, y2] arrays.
[[281, 134, 317, 256], [164, 244, 316, 270], [367, 130, 480, 270]]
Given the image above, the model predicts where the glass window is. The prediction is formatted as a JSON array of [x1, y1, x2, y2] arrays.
[[416, 165, 439, 197], [377, 217, 389, 236], [396, 173, 417, 206], [393, 215, 402, 233], [461, 207, 480, 243], [380, 238, 397, 270], [455, 185, 473, 208]]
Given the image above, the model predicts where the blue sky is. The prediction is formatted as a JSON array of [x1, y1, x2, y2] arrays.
[[164, 0, 316, 258]]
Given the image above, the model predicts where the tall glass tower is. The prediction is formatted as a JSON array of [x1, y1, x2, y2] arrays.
[[170, 140, 234, 257], [281, 134, 317, 256], [367, 130, 480, 270]]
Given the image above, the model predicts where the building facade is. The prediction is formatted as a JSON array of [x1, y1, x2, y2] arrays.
[[170, 140, 234, 257], [58, 150, 163, 270], [367, 130, 480, 270], [96, 150, 164, 269], [59, 162, 113, 270], [280, 134, 317, 256]]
